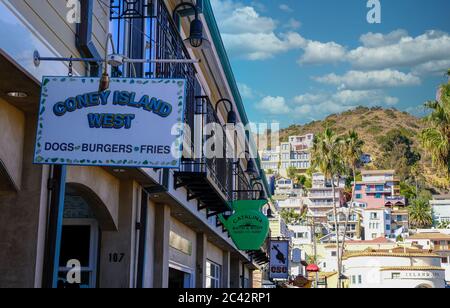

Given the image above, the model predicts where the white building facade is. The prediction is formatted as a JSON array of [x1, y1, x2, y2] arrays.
[[431, 195, 450, 225], [344, 250, 446, 288]]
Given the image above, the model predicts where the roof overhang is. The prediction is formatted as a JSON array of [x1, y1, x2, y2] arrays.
[[0, 49, 40, 113]]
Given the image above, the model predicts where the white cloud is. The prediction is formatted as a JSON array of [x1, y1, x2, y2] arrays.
[[293, 93, 327, 105], [222, 32, 305, 60], [260, 89, 399, 121], [359, 29, 409, 48], [257, 96, 291, 114], [411, 59, 450, 76], [238, 83, 256, 99], [315, 69, 421, 90], [299, 41, 347, 65], [294, 29, 450, 77], [211, 0, 306, 60], [285, 18, 301, 30], [220, 6, 276, 34], [332, 90, 399, 106], [279, 4, 293, 13], [348, 30, 450, 71]]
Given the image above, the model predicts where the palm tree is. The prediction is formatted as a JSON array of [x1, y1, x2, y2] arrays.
[[438, 221, 450, 229], [410, 162, 423, 194], [311, 128, 345, 288], [339, 131, 364, 274], [408, 198, 433, 229], [421, 72, 450, 181]]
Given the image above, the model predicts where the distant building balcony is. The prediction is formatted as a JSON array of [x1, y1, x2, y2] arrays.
[[385, 196, 407, 207]]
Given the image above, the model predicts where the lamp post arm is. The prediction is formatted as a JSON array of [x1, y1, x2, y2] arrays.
[[215, 98, 233, 114], [172, 2, 199, 21]]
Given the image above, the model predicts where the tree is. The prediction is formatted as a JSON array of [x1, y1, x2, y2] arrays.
[[410, 162, 424, 193], [421, 74, 450, 181], [376, 129, 421, 180], [400, 181, 418, 200], [296, 174, 307, 187], [339, 131, 364, 275], [280, 209, 303, 225], [438, 221, 450, 229], [287, 166, 299, 181], [311, 128, 345, 288], [408, 198, 433, 229]]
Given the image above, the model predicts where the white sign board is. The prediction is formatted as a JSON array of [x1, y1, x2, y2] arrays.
[[34, 77, 186, 168], [269, 240, 290, 280]]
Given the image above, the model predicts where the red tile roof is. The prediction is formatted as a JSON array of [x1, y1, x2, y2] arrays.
[[346, 237, 392, 244]]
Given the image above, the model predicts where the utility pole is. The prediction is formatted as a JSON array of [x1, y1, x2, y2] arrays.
[[308, 215, 319, 288]]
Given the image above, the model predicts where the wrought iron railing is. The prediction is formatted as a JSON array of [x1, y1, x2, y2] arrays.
[[110, 0, 198, 144], [110, 0, 236, 201], [179, 96, 233, 201], [233, 163, 253, 200]]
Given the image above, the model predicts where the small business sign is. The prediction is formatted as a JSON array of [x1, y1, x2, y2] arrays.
[[34, 77, 186, 168], [269, 240, 290, 280], [219, 200, 269, 251]]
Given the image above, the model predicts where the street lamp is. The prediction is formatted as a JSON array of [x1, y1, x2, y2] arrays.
[[215, 98, 237, 125], [252, 181, 267, 201], [173, 2, 211, 50], [237, 150, 258, 176]]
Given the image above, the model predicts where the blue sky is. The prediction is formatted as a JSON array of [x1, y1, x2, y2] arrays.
[[211, 0, 450, 128]]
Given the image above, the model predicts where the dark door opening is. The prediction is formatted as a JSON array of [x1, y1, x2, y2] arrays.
[[169, 267, 191, 288]]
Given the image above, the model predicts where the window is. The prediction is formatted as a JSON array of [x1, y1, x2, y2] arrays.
[[442, 258, 448, 264], [206, 261, 221, 289], [358, 275, 362, 284], [386, 225, 391, 231], [352, 276, 356, 285], [376, 185, 384, 192], [375, 193, 382, 199], [370, 213, 378, 220], [392, 273, 401, 279], [355, 185, 362, 191], [331, 251, 337, 257], [356, 194, 362, 199]]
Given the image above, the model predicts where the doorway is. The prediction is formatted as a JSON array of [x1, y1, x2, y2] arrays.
[[169, 263, 193, 288], [57, 193, 99, 288]]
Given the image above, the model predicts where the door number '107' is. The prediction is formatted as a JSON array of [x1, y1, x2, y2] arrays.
[[109, 253, 125, 263]]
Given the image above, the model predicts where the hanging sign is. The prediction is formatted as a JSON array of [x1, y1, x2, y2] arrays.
[[219, 200, 269, 251], [33, 77, 186, 168], [269, 240, 290, 280]]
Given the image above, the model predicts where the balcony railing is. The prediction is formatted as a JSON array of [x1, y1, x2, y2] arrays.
[[175, 96, 233, 217], [111, 0, 233, 217]]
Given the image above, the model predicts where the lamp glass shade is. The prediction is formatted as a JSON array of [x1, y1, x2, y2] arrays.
[[245, 159, 257, 175], [184, 18, 211, 50], [227, 110, 237, 125]]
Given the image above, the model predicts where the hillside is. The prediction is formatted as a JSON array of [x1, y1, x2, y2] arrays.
[[259, 106, 447, 190], [280, 106, 423, 161]]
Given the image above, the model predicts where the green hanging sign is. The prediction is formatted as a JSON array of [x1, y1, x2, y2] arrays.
[[219, 200, 269, 251]]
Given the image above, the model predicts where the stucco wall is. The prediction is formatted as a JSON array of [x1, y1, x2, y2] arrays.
[[0, 112, 47, 288], [170, 217, 197, 270], [66, 166, 120, 229], [0, 98, 25, 191], [207, 242, 223, 266]]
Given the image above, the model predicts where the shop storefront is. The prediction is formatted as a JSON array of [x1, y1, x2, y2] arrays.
[[0, 0, 270, 289]]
